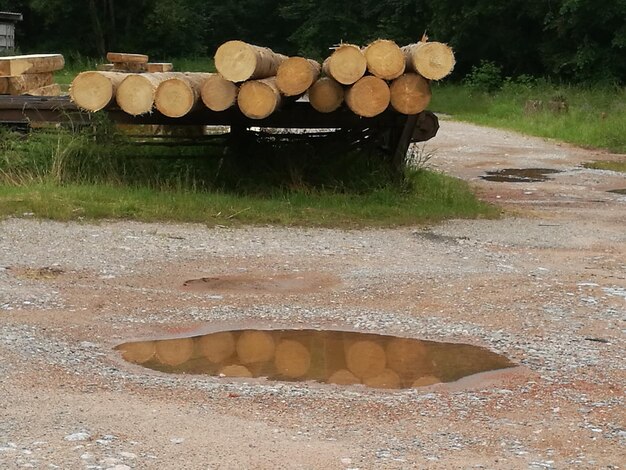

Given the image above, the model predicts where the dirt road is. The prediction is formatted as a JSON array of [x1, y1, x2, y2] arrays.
[[1, 120, 624, 469]]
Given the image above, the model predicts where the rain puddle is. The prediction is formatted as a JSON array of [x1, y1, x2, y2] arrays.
[[608, 189, 626, 194], [480, 168, 561, 183], [116, 329, 515, 390]]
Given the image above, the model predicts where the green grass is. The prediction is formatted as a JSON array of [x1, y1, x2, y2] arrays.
[[0, 127, 495, 227], [583, 160, 626, 172], [431, 83, 626, 153]]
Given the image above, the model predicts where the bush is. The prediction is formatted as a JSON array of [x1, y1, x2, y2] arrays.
[[463, 61, 503, 93]]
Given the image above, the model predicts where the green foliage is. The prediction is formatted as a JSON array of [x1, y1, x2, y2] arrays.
[[4, 0, 625, 83], [463, 61, 503, 93]]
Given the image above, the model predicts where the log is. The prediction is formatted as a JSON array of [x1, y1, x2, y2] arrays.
[[215, 40, 287, 83], [112, 62, 147, 73], [322, 44, 366, 85], [200, 74, 238, 112], [276, 57, 321, 97], [363, 368, 402, 389], [389, 73, 431, 115], [219, 364, 253, 378], [385, 338, 431, 377], [345, 76, 390, 117], [274, 340, 311, 378], [0, 54, 65, 77], [364, 39, 405, 80], [118, 341, 156, 364], [69, 71, 127, 112], [24, 84, 62, 97], [155, 338, 195, 366], [237, 77, 281, 120], [146, 62, 174, 73], [345, 340, 387, 379], [236, 330, 275, 364], [116, 72, 179, 116], [0, 73, 53, 95], [403, 41, 455, 80], [97, 64, 115, 71], [106, 52, 149, 64], [197, 331, 236, 363], [412, 375, 441, 387], [327, 369, 360, 385], [155, 72, 211, 118], [308, 77, 344, 113]]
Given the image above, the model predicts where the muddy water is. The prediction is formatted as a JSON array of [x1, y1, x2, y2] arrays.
[[608, 189, 626, 194], [480, 168, 561, 183], [116, 329, 514, 390]]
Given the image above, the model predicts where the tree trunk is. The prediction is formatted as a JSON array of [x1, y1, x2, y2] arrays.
[[0, 54, 65, 77], [154, 72, 211, 118], [200, 74, 238, 112], [402, 41, 455, 80], [70, 71, 127, 111], [0, 73, 53, 95], [345, 76, 390, 117], [116, 72, 179, 115], [215, 41, 287, 83], [389, 73, 431, 115], [322, 44, 366, 85], [364, 39, 405, 80], [237, 77, 281, 119], [276, 57, 321, 96], [307, 77, 344, 113], [88, 0, 107, 58]]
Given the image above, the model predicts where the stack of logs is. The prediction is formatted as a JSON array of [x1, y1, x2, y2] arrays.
[[70, 37, 455, 119], [0, 54, 64, 96]]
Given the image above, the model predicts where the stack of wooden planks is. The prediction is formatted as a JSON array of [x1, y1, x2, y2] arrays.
[[0, 54, 64, 96], [97, 52, 173, 73], [70, 38, 455, 119]]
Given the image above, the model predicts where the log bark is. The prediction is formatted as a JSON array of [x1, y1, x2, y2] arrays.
[[364, 39, 405, 80], [24, 84, 62, 97], [154, 72, 212, 118], [345, 75, 390, 117], [322, 44, 367, 85], [403, 41, 455, 80], [215, 40, 287, 83], [70, 71, 127, 111], [389, 73, 431, 115], [0, 54, 65, 77], [276, 57, 321, 96], [146, 62, 174, 73], [0, 73, 54, 95], [106, 52, 149, 64], [116, 72, 179, 115], [308, 77, 344, 113], [200, 74, 238, 112], [237, 77, 281, 120]]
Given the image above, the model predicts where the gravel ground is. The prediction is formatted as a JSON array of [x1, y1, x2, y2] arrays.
[[0, 120, 624, 469]]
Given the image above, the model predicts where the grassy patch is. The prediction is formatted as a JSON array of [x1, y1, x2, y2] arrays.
[[0, 127, 495, 227], [583, 160, 626, 172], [431, 83, 626, 153]]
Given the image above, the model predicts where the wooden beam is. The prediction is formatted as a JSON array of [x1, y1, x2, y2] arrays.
[[0, 54, 65, 77]]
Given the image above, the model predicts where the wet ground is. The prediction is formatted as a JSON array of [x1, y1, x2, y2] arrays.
[[0, 120, 625, 469]]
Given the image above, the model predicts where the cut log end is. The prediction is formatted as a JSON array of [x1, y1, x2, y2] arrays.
[[238, 78, 281, 120], [70, 71, 125, 112], [364, 39, 406, 80], [200, 74, 238, 111], [345, 76, 390, 118], [155, 338, 194, 366], [308, 77, 344, 113], [215, 40, 286, 83], [274, 340, 311, 378], [405, 42, 455, 80], [155, 75, 198, 118], [345, 340, 387, 379], [197, 331, 236, 363], [236, 330, 276, 364], [324, 44, 367, 85], [276, 57, 321, 96], [389, 73, 431, 115], [116, 74, 157, 115]]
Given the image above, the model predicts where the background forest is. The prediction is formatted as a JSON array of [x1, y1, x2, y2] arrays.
[[2, 0, 625, 84]]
